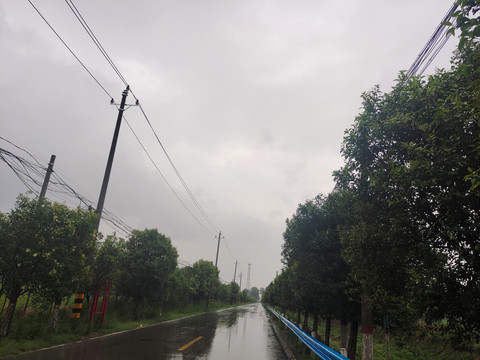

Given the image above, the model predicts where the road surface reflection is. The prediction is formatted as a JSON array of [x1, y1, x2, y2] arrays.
[[6, 303, 287, 360]]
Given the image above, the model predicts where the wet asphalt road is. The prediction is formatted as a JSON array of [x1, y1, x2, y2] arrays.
[[7, 303, 287, 360]]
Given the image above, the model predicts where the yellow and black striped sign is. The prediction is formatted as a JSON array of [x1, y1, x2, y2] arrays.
[[70, 293, 84, 318]]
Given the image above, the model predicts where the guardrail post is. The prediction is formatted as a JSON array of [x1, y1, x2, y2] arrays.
[[267, 306, 350, 360]]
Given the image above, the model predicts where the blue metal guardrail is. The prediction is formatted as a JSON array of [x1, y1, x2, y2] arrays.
[[268, 307, 350, 360]]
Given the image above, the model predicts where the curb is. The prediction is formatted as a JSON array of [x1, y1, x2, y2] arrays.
[[266, 309, 296, 360]]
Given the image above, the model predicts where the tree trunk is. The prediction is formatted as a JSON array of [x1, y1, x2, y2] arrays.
[[325, 316, 331, 347], [86, 294, 91, 315], [312, 313, 319, 338], [347, 319, 359, 360], [384, 315, 390, 360], [65, 294, 72, 309], [0, 296, 7, 315], [303, 310, 309, 332], [51, 298, 62, 331], [49, 301, 55, 315], [0, 296, 18, 337], [361, 287, 374, 360], [296, 309, 301, 327], [340, 316, 348, 350], [23, 292, 31, 314]]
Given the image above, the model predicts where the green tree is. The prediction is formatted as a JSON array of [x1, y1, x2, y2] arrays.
[[390, 51, 480, 340], [0, 195, 47, 336], [91, 234, 125, 292], [216, 283, 230, 303], [0, 195, 97, 335], [117, 229, 178, 305], [32, 203, 97, 329], [450, 1, 480, 192], [229, 281, 240, 304], [282, 196, 324, 327], [337, 42, 480, 348], [281, 191, 356, 345], [169, 266, 194, 310], [240, 289, 251, 302], [335, 77, 454, 357], [249, 287, 260, 302], [264, 267, 297, 314], [450, 0, 480, 49], [191, 259, 219, 307]]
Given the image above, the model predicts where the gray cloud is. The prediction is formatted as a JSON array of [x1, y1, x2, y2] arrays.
[[0, 0, 458, 288]]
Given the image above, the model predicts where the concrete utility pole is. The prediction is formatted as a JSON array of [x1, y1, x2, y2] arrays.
[[214, 231, 222, 267], [246, 263, 251, 290], [233, 260, 238, 283], [23, 155, 57, 315], [239, 272, 243, 291], [39, 155, 56, 199], [95, 86, 130, 229]]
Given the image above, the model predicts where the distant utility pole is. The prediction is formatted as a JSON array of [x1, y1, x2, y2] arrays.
[[95, 86, 130, 230], [214, 231, 223, 267], [233, 260, 238, 283], [39, 155, 56, 199], [246, 263, 251, 290], [239, 272, 243, 291]]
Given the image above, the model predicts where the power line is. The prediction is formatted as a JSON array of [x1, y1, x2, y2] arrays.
[[27, 0, 223, 239], [64, 0, 221, 234], [0, 149, 42, 194], [138, 103, 221, 234], [0, 137, 133, 236], [404, 2, 458, 82], [26, 0, 114, 99], [222, 236, 236, 263], [219, 276, 230, 284], [62, 0, 140, 103], [123, 116, 216, 236], [64, 0, 129, 89], [220, 245, 236, 266], [178, 259, 192, 268]]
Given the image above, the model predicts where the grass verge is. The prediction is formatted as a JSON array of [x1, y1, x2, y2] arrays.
[[268, 308, 480, 360]]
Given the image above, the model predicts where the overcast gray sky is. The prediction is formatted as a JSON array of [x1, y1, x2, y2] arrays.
[[0, 0, 459, 289]]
